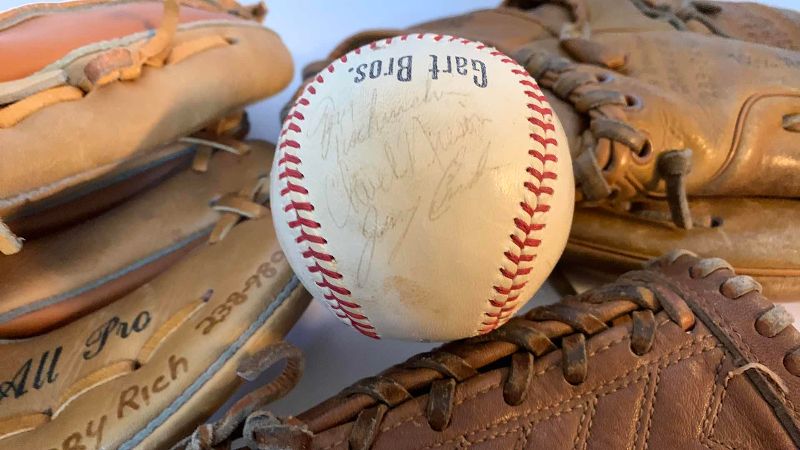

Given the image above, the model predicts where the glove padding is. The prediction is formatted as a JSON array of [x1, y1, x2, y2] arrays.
[[0, 143, 310, 450], [0, 138, 267, 338], [0, 0, 293, 255], [288, 0, 800, 299]]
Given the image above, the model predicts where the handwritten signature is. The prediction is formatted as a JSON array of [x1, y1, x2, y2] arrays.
[[309, 82, 498, 286]]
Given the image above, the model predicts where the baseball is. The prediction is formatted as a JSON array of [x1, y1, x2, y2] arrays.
[[271, 33, 574, 341]]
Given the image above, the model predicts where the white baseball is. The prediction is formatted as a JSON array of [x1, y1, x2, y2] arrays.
[[271, 33, 574, 341]]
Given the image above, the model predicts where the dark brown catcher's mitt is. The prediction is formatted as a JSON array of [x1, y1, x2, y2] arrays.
[[178, 252, 800, 449], [288, 0, 800, 301]]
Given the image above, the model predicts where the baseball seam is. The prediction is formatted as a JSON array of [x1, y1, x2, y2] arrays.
[[277, 57, 380, 339], [479, 56, 559, 333], [277, 33, 558, 339]]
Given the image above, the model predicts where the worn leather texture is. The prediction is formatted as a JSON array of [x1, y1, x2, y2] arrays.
[[0, 139, 273, 338], [0, 0, 293, 254], [566, 197, 800, 301], [183, 252, 800, 449], [0, 140, 311, 450], [289, 0, 800, 300]]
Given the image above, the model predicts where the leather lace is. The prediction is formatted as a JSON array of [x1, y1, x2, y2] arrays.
[[285, 0, 738, 229], [0, 110, 250, 256], [220, 252, 799, 450], [509, 0, 742, 230], [631, 0, 730, 37], [170, 342, 306, 450], [0, 0, 233, 255], [334, 273, 699, 449], [515, 36, 697, 229]]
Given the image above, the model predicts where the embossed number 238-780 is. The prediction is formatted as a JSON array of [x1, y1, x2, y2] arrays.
[[194, 251, 284, 335]]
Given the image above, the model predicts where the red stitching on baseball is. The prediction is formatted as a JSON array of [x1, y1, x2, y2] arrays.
[[280, 33, 560, 338], [481, 48, 559, 333], [529, 149, 557, 163], [315, 279, 351, 296], [531, 134, 558, 148], [519, 80, 542, 91], [280, 139, 300, 149], [288, 217, 320, 229], [325, 295, 362, 311], [308, 263, 344, 280], [527, 167, 558, 182], [524, 182, 554, 196], [302, 248, 332, 261], [284, 201, 313, 212], [278, 80, 380, 339], [527, 104, 552, 116], [278, 168, 303, 180], [280, 182, 307, 196], [525, 91, 548, 102], [295, 230, 326, 245], [279, 154, 301, 165], [527, 116, 556, 132]]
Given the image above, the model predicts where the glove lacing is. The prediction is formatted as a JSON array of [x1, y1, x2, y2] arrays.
[[184, 252, 800, 450]]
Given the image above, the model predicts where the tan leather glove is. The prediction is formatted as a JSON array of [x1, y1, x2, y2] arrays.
[[0, 3, 308, 447], [0, 141, 311, 449], [0, 0, 293, 255], [285, 0, 800, 300]]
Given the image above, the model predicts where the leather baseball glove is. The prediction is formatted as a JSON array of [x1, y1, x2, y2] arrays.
[[0, 141, 311, 450], [288, 0, 800, 301], [176, 251, 800, 449], [0, 0, 293, 255], [0, 134, 264, 339]]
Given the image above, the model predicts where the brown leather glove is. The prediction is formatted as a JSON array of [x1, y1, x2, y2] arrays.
[[285, 0, 800, 300], [176, 251, 800, 449]]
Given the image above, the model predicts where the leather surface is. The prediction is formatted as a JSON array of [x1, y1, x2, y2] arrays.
[[298, 0, 800, 198], [566, 197, 800, 301], [272, 33, 574, 341], [0, 142, 311, 450], [294, 253, 800, 449], [292, 0, 800, 299], [0, 1, 240, 82], [4, 141, 195, 238], [0, 141, 275, 338], [0, 0, 293, 232]]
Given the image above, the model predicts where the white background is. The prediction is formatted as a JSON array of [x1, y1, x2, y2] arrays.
[[2, 0, 797, 417]]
